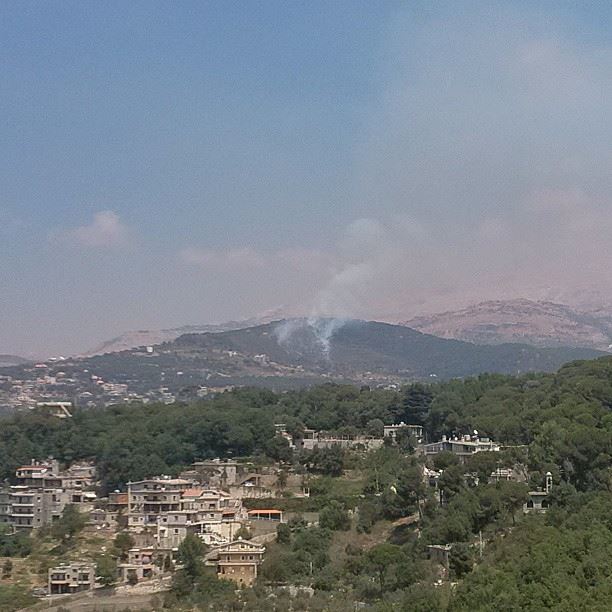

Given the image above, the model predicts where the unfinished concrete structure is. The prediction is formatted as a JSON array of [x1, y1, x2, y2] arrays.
[[48, 562, 95, 595]]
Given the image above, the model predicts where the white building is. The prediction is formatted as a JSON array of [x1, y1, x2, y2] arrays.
[[423, 435, 500, 461]]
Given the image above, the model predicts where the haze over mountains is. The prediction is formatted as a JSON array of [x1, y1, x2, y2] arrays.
[[1, 313, 605, 412], [83, 312, 288, 357], [69, 318, 603, 387], [0, 355, 30, 368], [171, 318, 602, 380], [84, 298, 612, 359], [403, 299, 612, 351]]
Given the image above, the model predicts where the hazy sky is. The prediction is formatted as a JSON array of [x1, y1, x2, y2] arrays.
[[2, 1, 612, 356]]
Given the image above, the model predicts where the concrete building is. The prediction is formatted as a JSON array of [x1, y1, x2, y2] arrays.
[[14, 459, 96, 491], [0, 460, 97, 531], [524, 491, 550, 513], [127, 477, 193, 530], [427, 544, 452, 569], [383, 423, 424, 442], [126, 479, 247, 549], [48, 562, 95, 595], [0, 490, 10, 525], [107, 491, 128, 515], [524, 472, 553, 514], [15, 459, 61, 487], [489, 468, 515, 483], [157, 487, 245, 548], [212, 539, 265, 586], [9, 487, 52, 529], [298, 429, 383, 451], [187, 460, 239, 487], [423, 435, 500, 461], [119, 548, 160, 583], [273, 423, 296, 448], [36, 401, 73, 418], [58, 463, 97, 490]]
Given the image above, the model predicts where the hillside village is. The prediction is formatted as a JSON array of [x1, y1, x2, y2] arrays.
[[1, 357, 612, 610], [6, 1, 612, 610], [0, 319, 603, 415], [0, 410, 556, 610]]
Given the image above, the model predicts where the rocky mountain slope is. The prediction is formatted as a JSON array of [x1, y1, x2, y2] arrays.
[[402, 299, 612, 351], [83, 312, 288, 357]]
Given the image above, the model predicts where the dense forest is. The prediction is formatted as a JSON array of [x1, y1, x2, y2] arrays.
[[2, 356, 612, 610]]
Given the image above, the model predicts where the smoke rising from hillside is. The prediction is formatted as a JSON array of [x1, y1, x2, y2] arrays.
[[252, 8, 612, 327], [345, 8, 612, 313], [7, 3, 612, 357], [273, 317, 348, 358], [295, 8, 612, 320]]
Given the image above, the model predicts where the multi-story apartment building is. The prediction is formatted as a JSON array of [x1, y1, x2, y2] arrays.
[[158, 487, 245, 547], [0, 459, 97, 531], [15, 459, 61, 487], [15, 459, 96, 490], [7, 486, 95, 530], [127, 477, 193, 530], [212, 539, 265, 586], [0, 489, 10, 525], [48, 562, 95, 595], [126, 478, 247, 549]]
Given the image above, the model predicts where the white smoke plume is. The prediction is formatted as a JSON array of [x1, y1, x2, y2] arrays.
[[273, 217, 410, 356], [307, 316, 348, 356]]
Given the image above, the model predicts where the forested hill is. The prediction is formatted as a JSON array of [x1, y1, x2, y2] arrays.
[[172, 318, 602, 379], [2, 354, 612, 491], [0, 354, 30, 367], [2, 321, 601, 410], [4, 357, 612, 609]]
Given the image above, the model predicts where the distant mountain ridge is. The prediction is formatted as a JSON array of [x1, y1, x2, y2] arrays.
[[0, 354, 30, 368], [84, 299, 612, 359], [1, 319, 603, 412], [402, 299, 612, 351], [169, 318, 602, 380], [83, 311, 289, 357]]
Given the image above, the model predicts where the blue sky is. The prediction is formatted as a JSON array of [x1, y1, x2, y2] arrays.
[[2, 1, 612, 356]]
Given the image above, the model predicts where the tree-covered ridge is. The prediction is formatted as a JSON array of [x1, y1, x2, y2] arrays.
[[3, 356, 612, 609], [173, 318, 604, 378], [452, 492, 612, 611], [2, 320, 602, 414], [1, 356, 612, 493]]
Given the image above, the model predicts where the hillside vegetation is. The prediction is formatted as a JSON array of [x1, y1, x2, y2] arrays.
[[2, 356, 612, 610], [173, 318, 602, 378]]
